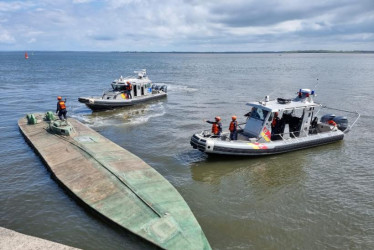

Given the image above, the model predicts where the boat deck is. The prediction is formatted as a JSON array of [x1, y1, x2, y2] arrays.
[[18, 114, 210, 249]]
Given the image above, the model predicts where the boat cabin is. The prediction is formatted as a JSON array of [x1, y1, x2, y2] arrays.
[[103, 70, 153, 100], [243, 89, 322, 142], [78, 69, 168, 110]]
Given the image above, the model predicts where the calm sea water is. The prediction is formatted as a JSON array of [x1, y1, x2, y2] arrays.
[[1, 52, 374, 249]]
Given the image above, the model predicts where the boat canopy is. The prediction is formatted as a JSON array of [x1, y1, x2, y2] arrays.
[[111, 69, 151, 91], [246, 99, 321, 113]]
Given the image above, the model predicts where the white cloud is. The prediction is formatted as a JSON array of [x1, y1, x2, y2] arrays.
[[106, 0, 143, 9], [72, 0, 93, 3], [226, 20, 304, 36], [0, 1, 35, 12], [0, 0, 373, 51], [27, 38, 36, 43], [0, 28, 15, 44]]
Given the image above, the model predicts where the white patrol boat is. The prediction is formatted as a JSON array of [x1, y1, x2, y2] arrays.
[[78, 69, 167, 111], [191, 89, 360, 156]]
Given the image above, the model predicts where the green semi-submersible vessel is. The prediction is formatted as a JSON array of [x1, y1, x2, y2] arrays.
[[19, 113, 211, 249]]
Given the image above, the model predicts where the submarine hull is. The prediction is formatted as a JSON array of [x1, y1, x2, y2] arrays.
[[19, 114, 210, 249]]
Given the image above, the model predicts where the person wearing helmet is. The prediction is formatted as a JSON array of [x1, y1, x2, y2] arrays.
[[229, 115, 238, 140], [56, 96, 67, 120], [206, 116, 222, 136]]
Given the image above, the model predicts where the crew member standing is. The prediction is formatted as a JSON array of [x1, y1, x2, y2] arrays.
[[271, 112, 281, 140], [56, 96, 67, 120], [126, 81, 132, 99], [229, 116, 238, 140], [206, 116, 222, 136]]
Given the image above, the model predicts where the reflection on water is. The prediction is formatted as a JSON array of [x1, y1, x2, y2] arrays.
[[190, 153, 306, 189]]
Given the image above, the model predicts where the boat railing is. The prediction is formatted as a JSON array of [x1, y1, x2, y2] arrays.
[[321, 105, 360, 134], [121, 75, 133, 79], [202, 123, 341, 142], [201, 130, 221, 139], [273, 129, 314, 142], [277, 132, 298, 142]]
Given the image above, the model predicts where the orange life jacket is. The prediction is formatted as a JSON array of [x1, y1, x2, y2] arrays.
[[126, 83, 132, 90], [328, 120, 337, 126], [229, 121, 237, 132], [212, 123, 219, 135], [59, 101, 66, 110]]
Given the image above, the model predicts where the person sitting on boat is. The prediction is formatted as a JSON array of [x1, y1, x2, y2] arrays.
[[56, 96, 67, 120], [229, 116, 238, 140], [126, 81, 132, 99], [206, 116, 222, 136]]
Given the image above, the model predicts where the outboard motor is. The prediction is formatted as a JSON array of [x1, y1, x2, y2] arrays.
[[333, 116, 348, 131], [320, 114, 336, 123], [160, 85, 167, 93]]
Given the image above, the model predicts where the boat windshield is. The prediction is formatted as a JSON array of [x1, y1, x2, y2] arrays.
[[250, 107, 269, 121], [111, 83, 126, 91]]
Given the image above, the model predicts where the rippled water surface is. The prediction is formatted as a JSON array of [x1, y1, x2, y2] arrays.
[[1, 52, 374, 249]]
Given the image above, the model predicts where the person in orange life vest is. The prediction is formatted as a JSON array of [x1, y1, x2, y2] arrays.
[[229, 116, 238, 140], [206, 116, 222, 136], [56, 96, 67, 120], [126, 81, 132, 99], [327, 119, 337, 127]]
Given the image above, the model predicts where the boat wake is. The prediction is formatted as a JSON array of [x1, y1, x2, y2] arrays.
[[125, 103, 166, 126], [71, 102, 165, 128], [159, 83, 198, 93]]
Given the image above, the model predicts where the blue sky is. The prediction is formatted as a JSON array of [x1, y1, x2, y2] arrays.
[[0, 0, 373, 51]]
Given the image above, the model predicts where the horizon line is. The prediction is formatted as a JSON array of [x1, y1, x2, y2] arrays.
[[3, 50, 374, 53]]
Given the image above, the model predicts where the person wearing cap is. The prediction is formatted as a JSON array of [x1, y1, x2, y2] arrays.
[[229, 116, 238, 140], [56, 96, 67, 120], [206, 116, 222, 136]]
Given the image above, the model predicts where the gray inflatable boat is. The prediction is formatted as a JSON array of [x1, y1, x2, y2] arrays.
[[191, 89, 359, 156]]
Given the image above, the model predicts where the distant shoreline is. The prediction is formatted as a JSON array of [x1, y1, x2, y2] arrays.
[[1, 50, 374, 54]]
